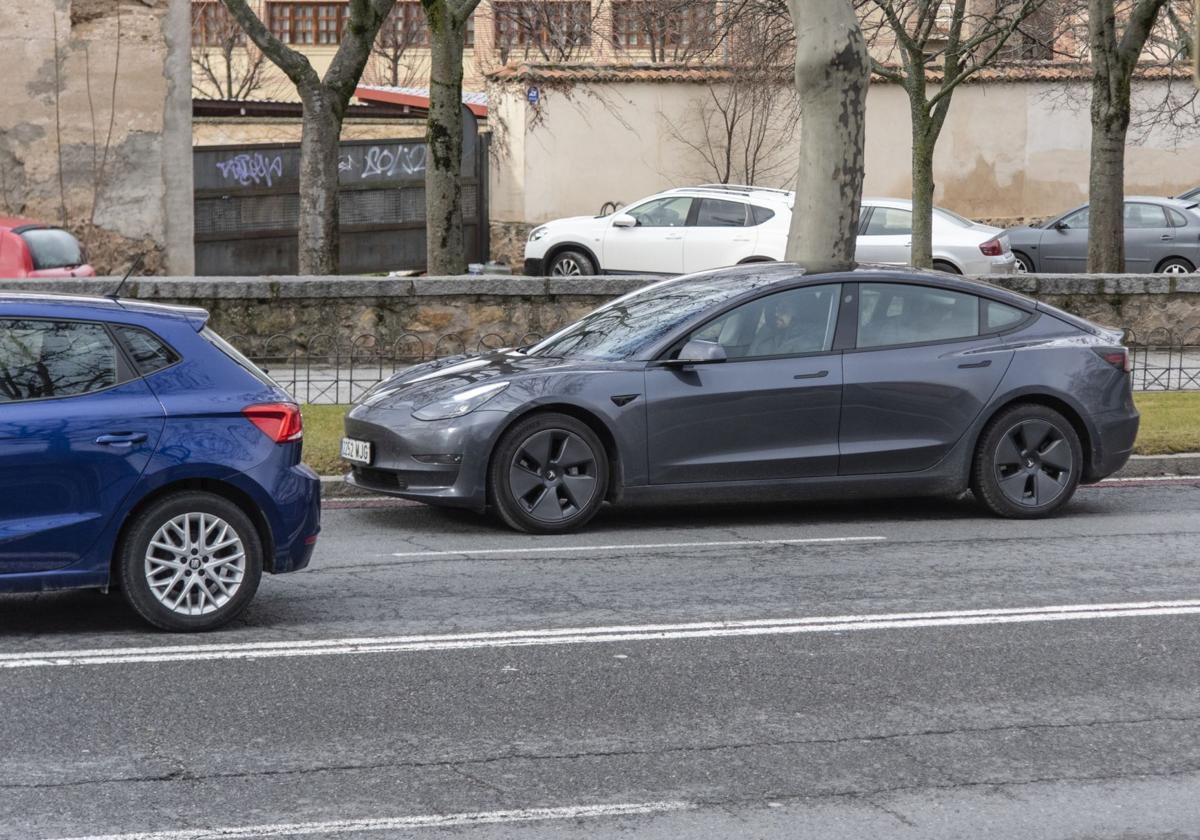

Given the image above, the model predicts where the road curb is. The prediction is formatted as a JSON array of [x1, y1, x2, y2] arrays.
[[1113, 453, 1200, 478], [318, 454, 1200, 499]]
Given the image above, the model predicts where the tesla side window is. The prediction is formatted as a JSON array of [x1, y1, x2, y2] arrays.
[[627, 197, 692, 227], [690, 285, 841, 359], [857, 283, 979, 349], [985, 300, 1026, 331], [862, 208, 913, 236], [1124, 203, 1168, 229], [113, 326, 180, 376], [0, 319, 118, 402], [693, 199, 748, 227]]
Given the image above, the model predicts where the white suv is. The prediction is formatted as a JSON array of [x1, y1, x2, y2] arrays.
[[523, 187, 1015, 276]]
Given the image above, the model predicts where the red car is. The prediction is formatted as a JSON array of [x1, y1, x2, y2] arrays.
[[0, 217, 96, 278]]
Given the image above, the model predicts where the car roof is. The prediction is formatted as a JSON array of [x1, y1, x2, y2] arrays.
[[0, 215, 53, 231], [660, 185, 794, 207], [0, 291, 208, 328]]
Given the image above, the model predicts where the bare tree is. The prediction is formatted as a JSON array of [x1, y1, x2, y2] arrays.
[[220, 0, 397, 274], [422, 0, 486, 274], [858, 0, 1053, 268], [785, 0, 871, 270], [365, 2, 427, 87], [1086, 0, 1171, 271], [192, 2, 274, 100], [665, 15, 801, 187]]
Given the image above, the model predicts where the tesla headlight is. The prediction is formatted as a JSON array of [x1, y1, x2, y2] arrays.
[[528, 226, 549, 242], [411, 381, 510, 421]]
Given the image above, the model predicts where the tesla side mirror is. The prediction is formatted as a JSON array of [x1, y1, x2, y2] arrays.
[[669, 339, 728, 365], [1052, 221, 1069, 231], [612, 213, 637, 228]]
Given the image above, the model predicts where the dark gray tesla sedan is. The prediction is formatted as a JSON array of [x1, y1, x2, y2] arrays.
[[342, 264, 1139, 532]]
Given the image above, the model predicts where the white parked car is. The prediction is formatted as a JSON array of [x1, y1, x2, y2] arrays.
[[523, 187, 1016, 276]]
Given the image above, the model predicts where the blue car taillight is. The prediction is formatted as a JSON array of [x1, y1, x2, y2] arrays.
[[243, 403, 303, 442]]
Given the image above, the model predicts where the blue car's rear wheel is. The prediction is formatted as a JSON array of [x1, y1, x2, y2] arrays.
[[489, 413, 608, 533], [118, 491, 263, 631]]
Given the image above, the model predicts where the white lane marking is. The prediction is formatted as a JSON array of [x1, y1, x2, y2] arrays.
[[389, 536, 886, 558], [52, 801, 692, 840], [1094, 475, 1200, 483], [5, 599, 1200, 670]]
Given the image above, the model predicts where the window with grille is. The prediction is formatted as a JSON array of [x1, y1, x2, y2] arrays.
[[611, 1, 712, 50], [380, 3, 476, 48], [268, 2, 346, 45], [192, 1, 242, 46], [493, 1, 592, 50]]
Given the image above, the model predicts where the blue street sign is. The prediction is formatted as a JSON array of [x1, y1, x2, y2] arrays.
[[527, 86, 540, 105]]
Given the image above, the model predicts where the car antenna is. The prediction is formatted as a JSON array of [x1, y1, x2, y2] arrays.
[[107, 253, 145, 300]]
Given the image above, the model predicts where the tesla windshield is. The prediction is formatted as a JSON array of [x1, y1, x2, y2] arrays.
[[529, 272, 790, 361]]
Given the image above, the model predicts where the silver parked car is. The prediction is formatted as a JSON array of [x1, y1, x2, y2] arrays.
[[1175, 186, 1200, 202], [857, 198, 1016, 275], [1006, 196, 1200, 274]]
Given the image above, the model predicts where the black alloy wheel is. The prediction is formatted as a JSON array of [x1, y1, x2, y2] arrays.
[[973, 404, 1082, 518], [490, 413, 608, 533]]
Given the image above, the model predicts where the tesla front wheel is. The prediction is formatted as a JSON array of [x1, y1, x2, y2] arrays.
[[489, 413, 609, 533], [118, 491, 263, 631], [972, 404, 1082, 518]]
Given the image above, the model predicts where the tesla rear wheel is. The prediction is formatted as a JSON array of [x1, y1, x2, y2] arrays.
[[489, 413, 608, 533], [118, 491, 263, 631], [972, 404, 1082, 518], [1156, 257, 1194, 274], [1013, 251, 1033, 273], [547, 249, 596, 277]]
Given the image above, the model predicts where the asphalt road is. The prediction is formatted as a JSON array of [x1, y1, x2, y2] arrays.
[[3, 481, 1200, 839]]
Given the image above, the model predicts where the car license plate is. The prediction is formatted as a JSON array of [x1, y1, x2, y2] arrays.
[[340, 437, 372, 464]]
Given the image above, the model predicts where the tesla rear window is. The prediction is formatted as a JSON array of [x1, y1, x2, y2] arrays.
[[0, 319, 117, 402], [18, 229, 84, 270]]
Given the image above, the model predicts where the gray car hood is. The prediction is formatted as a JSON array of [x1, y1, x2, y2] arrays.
[[358, 350, 598, 410]]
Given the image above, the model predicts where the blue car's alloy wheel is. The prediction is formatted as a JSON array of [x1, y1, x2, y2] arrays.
[[119, 492, 263, 632]]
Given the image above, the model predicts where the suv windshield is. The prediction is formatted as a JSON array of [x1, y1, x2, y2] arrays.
[[529, 272, 791, 361], [19, 228, 84, 270]]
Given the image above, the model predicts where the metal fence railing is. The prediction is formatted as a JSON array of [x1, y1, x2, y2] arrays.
[[230, 331, 545, 405], [227, 332, 1200, 404]]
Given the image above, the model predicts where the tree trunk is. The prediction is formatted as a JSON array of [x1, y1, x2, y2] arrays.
[[910, 113, 937, 269], [297, 88, 343, 275], [784, 0, 870, 272], [1088, 64, 1131, 273], [425, 11, 467, 275]]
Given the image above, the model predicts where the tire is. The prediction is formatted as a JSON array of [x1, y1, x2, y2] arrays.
[[547, 249, 596, 277], [117, 491, 264, 632], [971, 404, 1083, 519], [488, 412, 609, 534], [1012, 251, 1034, 273], [1156, 257, 1195, 274], [932, 260, 961, 275]]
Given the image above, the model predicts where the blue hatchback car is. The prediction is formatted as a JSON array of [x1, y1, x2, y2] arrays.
[[0, 293, 320, 631]]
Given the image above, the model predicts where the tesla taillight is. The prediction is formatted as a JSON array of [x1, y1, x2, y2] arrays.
[[243, 403, 303, 442], [1094, 348, 1132, 373], [979, 237, 1003, 256]]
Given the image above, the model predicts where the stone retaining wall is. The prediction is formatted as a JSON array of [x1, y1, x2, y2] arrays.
[[7, 273, 1200, 348]]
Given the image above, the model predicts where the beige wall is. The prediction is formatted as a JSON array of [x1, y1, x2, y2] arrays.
[[489, 77, 1200, 231], [0, 0, 194, 275]]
